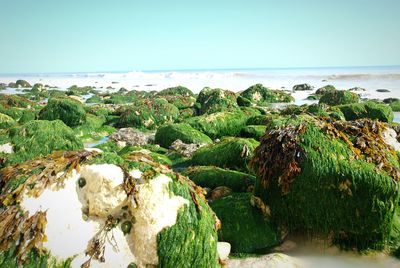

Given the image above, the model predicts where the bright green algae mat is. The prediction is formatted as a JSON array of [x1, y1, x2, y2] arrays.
[[251, 115, 400, 250], [155, 123, 212, 148], [210, 193, 280, 253]]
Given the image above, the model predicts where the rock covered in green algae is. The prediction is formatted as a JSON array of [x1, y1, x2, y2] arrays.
[[155, 85, 195, 97], [250, 115, 400, 250], [85, 95, 103, 104], [192, 137, 259, 171], [0, 150, 220, 268], [186, 109, 258, 140], [117, 98, 180, 130], [39, 97, 87, 127], [339, 101, 394, 122], [0, 113, 15, 129], [240, 84, 294, 105], [195, 87, 238, 115], [7, 120, 83, 164], [8, 79, 31, 88], [155, 123, 212, 148], [319, 89, 360, 106], [389, 100, 400, 112], [210, 193, 280, 253], [240, 125, 267, 140], [281, 103, 345, 121], [293, 83, 314, 91], [184, 166, 255, 192], [315, 85, 336, 95]]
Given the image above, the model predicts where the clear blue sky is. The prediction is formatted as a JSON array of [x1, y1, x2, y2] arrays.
[[1, 0, 399, 73]]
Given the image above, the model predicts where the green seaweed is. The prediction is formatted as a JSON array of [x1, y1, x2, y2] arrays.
[[210, 193, 280, 253], [155, 123, 212, 148], [319, 90, 360, 106], [39, 97, 87, 127], [339, 101, 394, 122]]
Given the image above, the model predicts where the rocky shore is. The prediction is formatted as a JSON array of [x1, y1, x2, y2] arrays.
[[0, 81, 400, 267]]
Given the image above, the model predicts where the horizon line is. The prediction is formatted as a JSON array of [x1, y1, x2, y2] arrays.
[[0, 64, 400, 76]]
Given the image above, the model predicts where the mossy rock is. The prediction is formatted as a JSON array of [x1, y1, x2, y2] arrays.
[[186, 110, 250, 140], [0, 113, 15, 129], [8, 79, 32, 88], [339, 101, 394, 122], [192, 137, 259, 171], [184, 166, 255, 192], [240, 125, 267, 140], [210, 193, 281, 253], [8, 120, 83, 164], [246, 114, 280, 126], [159, 95, 196, 109], [319, 90, 360, 106], [315, 85, 336, 95], [39, 97, 87, 127], [293, 83, 314, 91], [195, 87, 238, 115], [155, 123, 212, 148], [178, 108, 195, 120], [0, 150, 220, 267], [156, 86, 195, 97], [117, 98, 179, 130], [103, 94, 137, 104], [74, 113, 115, 142], [86, 95, 103, 104], [0, 94, 36, 109], [389, 101, 400, 112], [66, 85, 96, 96], [250, 115, 400, 250], [240, 84, 294, 105]]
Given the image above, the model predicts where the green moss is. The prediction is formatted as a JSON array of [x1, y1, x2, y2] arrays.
[[86, 152, 125, 166], [319, 90, 360, 106], [186, 110, 250, 139], [315, 85, 336, 95], [103, 94, 137, 104], [0, 94, 36, 109], [0, 113, 15, 129], [240, 84, 294, 105], [74, 114, 115, 142], [159, 95, 196, 109], [389, 101, 400, 112], [156, 86, 195, 97], [86, 95, 103, 104], [66, 85, 96, 96], [240, 125, 267, 140], [157, 175, 220, 268], [39, 97, 87, 127], [210, 193, 280, 253], [184, 166, 255, 192], [155, 123, 212, 148], [237, 95, 253, 107], [18, 109, 38, 124], [339, 101, 394, 122], [8, 120, 83, 164], [117, 98, 180, 130], [246, 114, 279, 126], [251, 117, 400, 250], [192, 137, 259, 171], [0, 248, 72, 268], [195, 87, 238, 115]]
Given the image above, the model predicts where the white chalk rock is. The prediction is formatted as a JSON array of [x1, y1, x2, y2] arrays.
[[217, 242, 231, 261], [226, 253, 303, 268]]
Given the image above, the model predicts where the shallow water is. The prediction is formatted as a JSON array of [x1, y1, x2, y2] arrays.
[[85, 136, 109, 148]]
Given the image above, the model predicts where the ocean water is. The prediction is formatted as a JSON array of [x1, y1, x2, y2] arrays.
[[1, 66, 399, 98]]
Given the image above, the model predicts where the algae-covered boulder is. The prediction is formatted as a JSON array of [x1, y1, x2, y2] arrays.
[[315, 85, 336, 95], [117, 98, 180, 130], [184, 166, 255, 192], [156, 85, 194, 97], [240, 125, 267, 140], [0, 150, 220, 267], [8, 120, 83, 164], [195, 87, 238, 115], [155, 123, 212, 148], [8, 79, 31, 88], [186, 110, 249, 139], [158, 95, 196, 109], [293, 83, 314, 91], [389, 100, 400, 112], [192, 137, 259, 171], [240, 84, 294, 105], [210, 193, 280, 253], [39, 97, 87, 127], [86, 95, 103, 104], [0, 113, 15, 129], [319, 89, 360, 106], [339, 101, 394, 122], [250, 115, 400, 250]]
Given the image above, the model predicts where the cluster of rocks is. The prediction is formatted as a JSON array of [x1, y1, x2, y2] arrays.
[[0, 81, 400, 267]]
